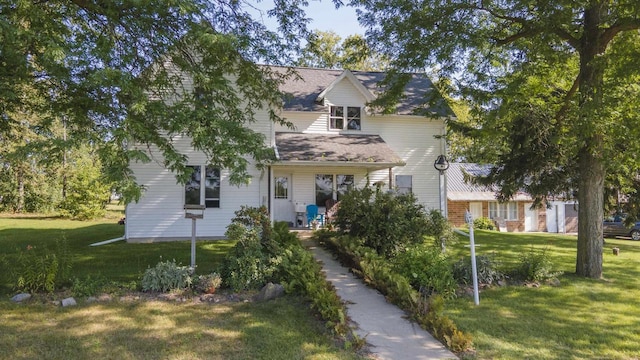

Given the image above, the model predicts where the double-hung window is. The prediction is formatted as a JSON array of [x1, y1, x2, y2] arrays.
[[185, 165, 220, 208], [395, 175, 413, 194], [488, 202, 518, 220], [330, 106, 361, 130]]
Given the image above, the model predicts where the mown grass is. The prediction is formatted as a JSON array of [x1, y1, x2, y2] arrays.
[[0, 214, 365, 359], [446, 230, 640, 359], [0, 297, 364, 360], [0, 215, 235, 292]]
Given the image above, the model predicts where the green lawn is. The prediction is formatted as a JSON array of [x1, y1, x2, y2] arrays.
[[0, 297, 363, 360], [446, 230, 640, 359], [0, 215, 365, 359], [0, 215, 235, 292]]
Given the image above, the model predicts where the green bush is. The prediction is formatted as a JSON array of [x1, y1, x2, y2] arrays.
[[453, 255, 504, 285], [319, 233, 473, 353], [220, 224, 278, 291], [232, 206, 276, 254], [141, 259, 192, 292], [277, 246, 349, 334], [333, 187, 429, 258], [72, 274, 109, 297], [9, 239, 72, 293], [194, 273, 222, 294], [473, 217, 496, 230], [512, 247, 561, 282], [392, 244, 457, 299], [425, 209, 457, 252], [418, 295, 473, 353], [58, 156, 110, 220]]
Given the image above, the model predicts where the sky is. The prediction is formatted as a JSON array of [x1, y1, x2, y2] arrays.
[[248, 0, 364, 39]]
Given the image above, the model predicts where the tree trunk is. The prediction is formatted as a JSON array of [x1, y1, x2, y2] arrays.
[[17, 168, 25, 213], [576, 150, 604, 278], [575, 3, 607, 278]]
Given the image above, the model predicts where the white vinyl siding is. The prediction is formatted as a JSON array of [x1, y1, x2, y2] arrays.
[[366, 115, 444, 211], [126, 128, 267, 240]]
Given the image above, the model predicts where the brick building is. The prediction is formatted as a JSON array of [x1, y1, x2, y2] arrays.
[[446, 163, 547, 232]]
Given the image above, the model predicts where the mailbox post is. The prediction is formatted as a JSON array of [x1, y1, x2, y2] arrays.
[[184, 205, 205, 272]]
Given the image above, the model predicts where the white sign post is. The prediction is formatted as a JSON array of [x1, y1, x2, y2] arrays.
[[184, 205, 205, 272], [465, 210, 480, 306]]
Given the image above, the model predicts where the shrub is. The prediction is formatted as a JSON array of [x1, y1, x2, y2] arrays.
[[9, 239, 72, 293], [512, 247, 561, 282], [453, 255, 504, 285], [141, 259, 192, 292], [392, 244, 457, 299], [220, 223, 279, 291], [418, 295, 473, 353], [58, 156, 110, 220], [231, 206, 276, 254], [71, 274, 109, 297], [320, 233, 473, 352], [194, 273, 222, 294], [333, 187, 429, 258], [425, 209, 457, 252], [473, 217, 496, 230], [277, 246, 349, 334]]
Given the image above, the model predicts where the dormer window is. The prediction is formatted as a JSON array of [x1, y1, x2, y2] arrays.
[[330, 106, 361, 130]]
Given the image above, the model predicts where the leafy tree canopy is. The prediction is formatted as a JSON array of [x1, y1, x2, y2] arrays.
[[296, 30, 388, 71], [0, 0, 312, 203], [354, 0, 640, 278]]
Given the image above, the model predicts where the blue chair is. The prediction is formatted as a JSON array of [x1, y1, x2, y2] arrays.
[[306, 204, 324, 228]]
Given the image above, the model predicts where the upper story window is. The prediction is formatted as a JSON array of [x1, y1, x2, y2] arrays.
[[330, 106, 361, 130]]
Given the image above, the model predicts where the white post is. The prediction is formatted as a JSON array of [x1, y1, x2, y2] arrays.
[[184, 205, 204, 274], [191, 217, 196, 271], [465, 210, 480, 305]]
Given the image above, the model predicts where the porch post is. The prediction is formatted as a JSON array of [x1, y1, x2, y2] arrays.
[[388, 168, 393, 190]]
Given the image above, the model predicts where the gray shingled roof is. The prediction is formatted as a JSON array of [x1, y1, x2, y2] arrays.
[[275, 132, 405, 167], [271, 66, 454, 117], [447, 163, 531, 201]]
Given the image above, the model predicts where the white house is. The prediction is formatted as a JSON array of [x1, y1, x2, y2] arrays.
[[125, 66, 453, 242]]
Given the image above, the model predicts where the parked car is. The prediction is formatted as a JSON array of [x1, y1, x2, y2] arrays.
[[603, 216, 640, 241]]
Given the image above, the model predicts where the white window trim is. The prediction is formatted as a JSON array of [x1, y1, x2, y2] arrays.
[[184, 165, 221, 208], [329, 105, 361, 131], [489, 202, 518, 221]]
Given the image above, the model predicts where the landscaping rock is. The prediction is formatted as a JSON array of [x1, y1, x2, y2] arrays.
[[255, 282, 284, 302], [86, 296, 98, 303], [61, 297, 77, 307], [10, 293, 31, 303]]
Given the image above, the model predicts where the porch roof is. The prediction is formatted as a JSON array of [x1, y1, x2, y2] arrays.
[[274, 132, 405, 168]]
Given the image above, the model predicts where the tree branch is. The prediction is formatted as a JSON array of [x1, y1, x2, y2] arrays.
[[600, 18, 640, 51], [551, 27, 581, 50], [493, 28, 542, 46], [555, 74, 580, 123]]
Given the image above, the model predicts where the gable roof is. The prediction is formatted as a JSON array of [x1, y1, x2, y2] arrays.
[[272, 66, 454, 117], [275, 132, 405, 168], [316, 69, 376, 103], [447, 163, 532, 201]]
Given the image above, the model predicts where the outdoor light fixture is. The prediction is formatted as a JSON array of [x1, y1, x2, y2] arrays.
[[434, 154, 450, 174]]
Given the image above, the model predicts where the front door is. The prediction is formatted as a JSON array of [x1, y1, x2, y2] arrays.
[[273, 173, 294, 224], [524, 203, 538, 232], [469, 202, 483, 222]]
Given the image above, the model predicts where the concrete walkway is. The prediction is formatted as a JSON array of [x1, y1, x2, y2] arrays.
[[305, 240, 458, 360]]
